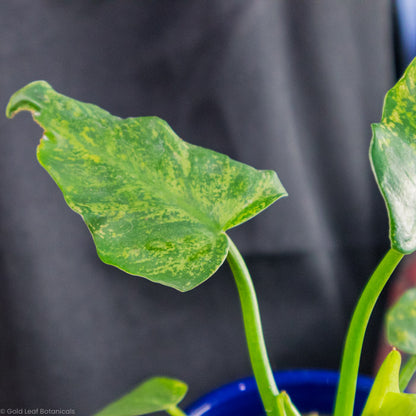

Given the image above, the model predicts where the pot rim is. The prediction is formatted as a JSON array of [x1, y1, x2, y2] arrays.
[[185, 369, 374, 416]]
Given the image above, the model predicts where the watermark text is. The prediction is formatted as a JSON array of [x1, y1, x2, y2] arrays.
[[0, 409, 75, 415]]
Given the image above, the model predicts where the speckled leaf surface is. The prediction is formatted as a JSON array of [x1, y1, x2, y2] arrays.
[[370, 57, 416, 254], [93, 377, 188, 416], [6, 81, 286, 291], [387, 288, 416, 354]]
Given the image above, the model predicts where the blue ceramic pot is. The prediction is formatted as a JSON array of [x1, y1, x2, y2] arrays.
[[186, 370, 373, 416]]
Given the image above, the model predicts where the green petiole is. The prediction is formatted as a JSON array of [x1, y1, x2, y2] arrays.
[[333, 248, 404, 416], [276, 395, 286, 415], [226, 236, 281, 416], [166, 406, 187, 416], [399, 354, 416, 392]]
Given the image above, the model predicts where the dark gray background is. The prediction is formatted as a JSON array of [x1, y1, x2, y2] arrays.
[[0, 1, 396, 415]]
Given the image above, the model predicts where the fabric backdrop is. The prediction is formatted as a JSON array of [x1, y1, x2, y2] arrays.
[[0, 1, 395, 414]]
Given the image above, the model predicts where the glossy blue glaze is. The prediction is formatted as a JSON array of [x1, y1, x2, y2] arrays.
[[186, 370, 373, 416]]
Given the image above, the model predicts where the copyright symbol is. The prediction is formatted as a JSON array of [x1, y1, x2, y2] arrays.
[[0, 409, 5, 414]]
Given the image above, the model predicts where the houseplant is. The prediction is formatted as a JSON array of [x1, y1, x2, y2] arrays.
[[6, 55, 416, 416]]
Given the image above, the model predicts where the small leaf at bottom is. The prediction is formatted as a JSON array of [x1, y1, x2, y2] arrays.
[[377, 391, 416, 416], [93, 377, 188, 416], [362, 349, 401, 416]]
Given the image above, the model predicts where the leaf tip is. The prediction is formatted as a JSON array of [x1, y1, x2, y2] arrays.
[[6, 80, 52, 119]]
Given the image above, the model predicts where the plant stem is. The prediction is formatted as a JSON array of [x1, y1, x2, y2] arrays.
[[399, 354, 416, 392], [276, 395, 286, 415], [333, 248, 404, 416], [166, 405, 187, 416], [226, 236, 280, 416]]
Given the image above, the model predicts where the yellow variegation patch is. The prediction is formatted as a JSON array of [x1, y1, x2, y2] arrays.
[[370, 57, 416, 254]]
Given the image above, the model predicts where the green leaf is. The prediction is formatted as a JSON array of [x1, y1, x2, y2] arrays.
[[362, 349, 401, 416], [370, 57, 416, 254], [386, 288, 416, 354], [93, 377, 188, 416], [362, 350, 416, 416], [6, 81, 287, 291], [377, 392, 416, 416]]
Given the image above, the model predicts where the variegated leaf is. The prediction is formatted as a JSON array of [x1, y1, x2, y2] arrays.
[[387, 288, 416, 354], [370, 57, 416, 253], [6, 81, 286, 291]]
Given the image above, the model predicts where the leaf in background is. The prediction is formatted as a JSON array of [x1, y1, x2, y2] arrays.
[[370, 57, 416, 254], [6, 81, 286, 291], [362, 349, 401, 416], [93, 377, 187, 416], [387, 288, 416, 354]]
